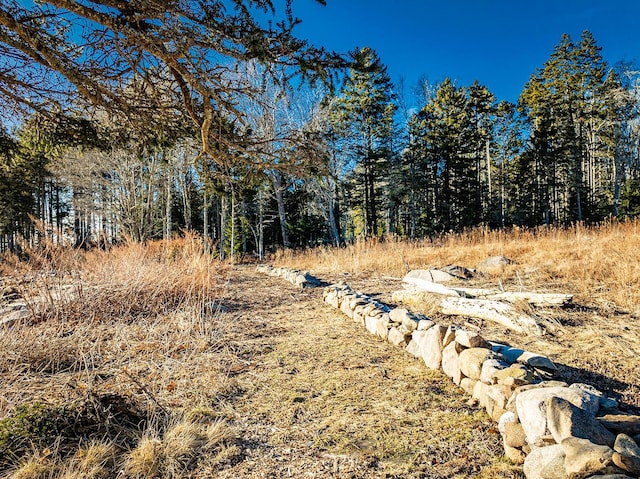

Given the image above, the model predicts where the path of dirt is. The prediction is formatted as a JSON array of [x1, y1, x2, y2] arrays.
[[212, 265, 521, 478]]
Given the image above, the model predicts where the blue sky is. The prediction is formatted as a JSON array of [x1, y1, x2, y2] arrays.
[[290, 0, 640, 104]]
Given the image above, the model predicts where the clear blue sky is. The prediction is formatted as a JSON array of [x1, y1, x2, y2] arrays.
[[291, 0, 640, 104]]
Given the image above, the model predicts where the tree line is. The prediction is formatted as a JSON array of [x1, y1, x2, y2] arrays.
[[0, 1, 639, 255]]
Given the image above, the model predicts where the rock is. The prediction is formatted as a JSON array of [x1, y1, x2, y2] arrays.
[[598, 414, 640, 436], [454, 329, 491, 349], [417, 324, 447, 370], [516, 386, 601, 447], [458, 348, 494, 380], [492, 364, 535, 386], [480, 358, 509, 384], [441, 342, 464, 385], [405, 268, 457, 283], [562, 437, 616, 478], [477, 255, 513, 273], [440, 265, 474, 279], [406, 339, 421, 358], [460, 377, 477, 395], [499, 412, 528, 449], [523, 444, 566, 479], [613, 434, 640, 476], [503, 443, 526, 465], [416, 319, 435, 331], [387, 327, 409, 347], [442, 325, 458, 348], [570, 383, 619, 411], [546, 396, 616, 447]]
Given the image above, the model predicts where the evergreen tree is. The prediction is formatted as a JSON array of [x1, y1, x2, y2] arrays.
[[330, 47, 396, 237]]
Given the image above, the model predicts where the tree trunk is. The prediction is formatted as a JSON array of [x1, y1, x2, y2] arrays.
[[270, 170, 290, 248]]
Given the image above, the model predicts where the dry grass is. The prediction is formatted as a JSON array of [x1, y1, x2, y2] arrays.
[[273, 220, 640, 411], [273, 220, 640, 313]]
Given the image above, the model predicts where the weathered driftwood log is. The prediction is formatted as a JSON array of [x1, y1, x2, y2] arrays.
[[392, 289, 544, 336], [439, 297, 544, 336], [455, 288, 573, 307], [403, 276, 573, 307]]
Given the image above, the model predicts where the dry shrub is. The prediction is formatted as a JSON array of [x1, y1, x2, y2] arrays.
[[122, 415, 237, 478], [2, 232, 227, 324], [275, 220, 640, 312]]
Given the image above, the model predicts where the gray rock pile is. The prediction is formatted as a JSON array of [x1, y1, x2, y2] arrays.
[[256, 265, 321, 288], [322, 282, 640, 479]]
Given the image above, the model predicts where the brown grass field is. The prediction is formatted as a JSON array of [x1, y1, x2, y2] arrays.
[[0, 221, 639, 478]]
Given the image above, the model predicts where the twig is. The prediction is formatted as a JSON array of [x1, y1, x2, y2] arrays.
[[122, 367, 169, 416]]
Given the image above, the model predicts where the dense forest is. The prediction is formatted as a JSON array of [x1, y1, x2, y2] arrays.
[[1, 1, 639, 256]]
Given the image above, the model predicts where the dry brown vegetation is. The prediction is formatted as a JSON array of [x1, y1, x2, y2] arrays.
[[1, 221, 639, 478]]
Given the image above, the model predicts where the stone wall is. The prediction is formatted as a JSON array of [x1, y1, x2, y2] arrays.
[[259, 266, 640, 479]]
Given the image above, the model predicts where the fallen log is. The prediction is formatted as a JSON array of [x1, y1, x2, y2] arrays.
[[392, 289, 544, 336], [452, 288, 573, 307], [402, 278, 573, 307]]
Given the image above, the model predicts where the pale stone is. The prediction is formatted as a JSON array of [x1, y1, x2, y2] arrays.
[[458, 347, 494, 380], [418, 324, 447, 370], [406, 339, 421, 357], [523, 444, 566, 479], [340, 295, 355, 319], [562, 437, 616, 479], [441, 342, 463, 385], [613, 433, 640, 476], [480, 358, 509, 384], [455, 329, 490, 349], [353, 304, 367, 325], [546, 396, 615, 447], [460, 377, 477, 395], [492, 364, 535, 386], [516, 386, 601, 447], [506, 381, 570, 412], [405, 268, 457, 283], [416, 319, 435, 330]]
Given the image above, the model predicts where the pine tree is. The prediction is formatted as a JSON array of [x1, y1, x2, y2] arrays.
[[330, 47, 396, 238]]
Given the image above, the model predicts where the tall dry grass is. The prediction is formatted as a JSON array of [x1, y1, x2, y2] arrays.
[[273, 219, 640, 313], [1, 232, 226, 323]]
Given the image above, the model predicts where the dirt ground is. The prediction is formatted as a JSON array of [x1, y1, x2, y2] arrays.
[[212, 266, 521, 478]]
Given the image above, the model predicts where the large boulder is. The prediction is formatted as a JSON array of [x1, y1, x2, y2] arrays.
[[523, 444, 566, 479], [516, 386, 601, 447], [546, 396, 616, 447], [613, 433, 640, 476], [562, 437, 616, 478]]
